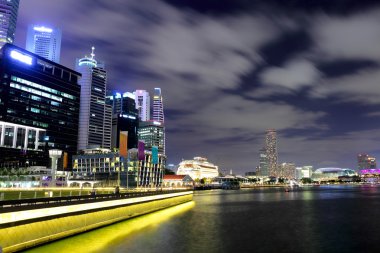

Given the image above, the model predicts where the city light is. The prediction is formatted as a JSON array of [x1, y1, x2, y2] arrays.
[[10, 50, 33, 65], [33, 26, 53, 33]]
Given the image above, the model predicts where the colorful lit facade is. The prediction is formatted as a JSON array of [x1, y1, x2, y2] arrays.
[[0, 43, 81, 169], [265, 129, 278, 177], [0, 0, 19, 48], [26, 25, 62, 63]]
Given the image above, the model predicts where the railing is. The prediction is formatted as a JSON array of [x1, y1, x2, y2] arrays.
[[0, 190, 191, 212]]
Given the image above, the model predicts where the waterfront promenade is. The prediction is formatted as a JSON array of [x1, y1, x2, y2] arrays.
[[21, 185, 380, 253], [0, 189, 193, 253]]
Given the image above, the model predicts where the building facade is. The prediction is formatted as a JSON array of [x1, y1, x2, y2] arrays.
[[0, 0, 19, 48], [152, 88, 164, 122], [76, 47, 112, 151], [258, 147, 268, 176], [26, 25, 62, 63], [107, 91, 139, 150], [266, 129, 278, 177], [138, 121, 165, 154], [278, 162, 296, 179], [357, 153, 376, 170], [133, 90, 150, 121], [0, 44, 81, 169]]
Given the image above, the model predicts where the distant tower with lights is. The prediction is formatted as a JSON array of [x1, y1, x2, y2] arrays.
[[26, 25, 62, 63], [133, 90, 150, 121], [153, 88, 164, 123], [76, 47, 112, 150], [0, 0, 20, 48], [265, 129, 278, 177]]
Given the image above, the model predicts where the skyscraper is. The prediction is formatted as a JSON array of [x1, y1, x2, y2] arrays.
[[106, 91, 139, 150], [153, 88, 164, 122], [133, 90, 150, 121], [258, 147, 268, 176], [76, 47, 112, 151], [0, 44, 81, 169], [138, 121, 165, 153], [25, 25, 62, 63], [0, 0, 20, 48], [265, 129, 278, 177]]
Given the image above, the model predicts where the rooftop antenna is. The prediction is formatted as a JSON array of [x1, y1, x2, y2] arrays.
[[90, 46, 95, 60]]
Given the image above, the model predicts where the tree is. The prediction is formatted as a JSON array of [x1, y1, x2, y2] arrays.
[[164, 168, 175, 175]]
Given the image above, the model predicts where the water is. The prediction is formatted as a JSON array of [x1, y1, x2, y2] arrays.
[[25, 185, 380, 253]]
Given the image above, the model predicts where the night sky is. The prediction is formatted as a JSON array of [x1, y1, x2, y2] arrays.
[[14, 0, 380, 174]]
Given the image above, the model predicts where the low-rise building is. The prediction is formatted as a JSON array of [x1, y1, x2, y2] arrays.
[[162, 175, 193, 188]]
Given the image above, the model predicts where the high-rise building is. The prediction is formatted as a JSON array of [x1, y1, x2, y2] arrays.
[[133, 90, 150, 121], [357, 154, 377, 170], [153, 88, 164, 122], [279, 162, 296, 179], [0, 44, 81, 169], [138, 121, 165, 153], [258, 147, 268, 176], [265, 129, 278, 177], [76, 47, 112, 151], [0, 0, 19, 48], [25, 25, 62, 63], [106, 91, 139, 150]]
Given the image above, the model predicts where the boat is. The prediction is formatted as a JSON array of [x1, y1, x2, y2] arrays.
[[177, 157, 219, 180]]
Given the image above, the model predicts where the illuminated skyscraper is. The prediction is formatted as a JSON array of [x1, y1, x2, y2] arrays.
[[133, 90, 150, 121], [26, 25, 62, 63], [357, 153, 377, 170], [106, 92, 139, 150], [265, 129, 278, 177], [153, 88, 164, 122], [258, 147, 268, 176], [76, 47, 112, 151], [0, 0, 20, 48]]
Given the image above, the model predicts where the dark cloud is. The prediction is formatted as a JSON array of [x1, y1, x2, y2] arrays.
[[164, 0, 380, 15], [259, 30, 312, 66], [317, 59, 379, 78]]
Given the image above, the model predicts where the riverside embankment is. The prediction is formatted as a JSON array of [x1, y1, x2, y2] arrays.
[[0, 190, 193, 253]]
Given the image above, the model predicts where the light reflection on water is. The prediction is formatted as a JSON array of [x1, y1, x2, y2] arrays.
[[25, 185, 380, 253]]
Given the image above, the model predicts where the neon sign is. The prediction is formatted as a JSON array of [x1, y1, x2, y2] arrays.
[[10, 50, 33, 65]]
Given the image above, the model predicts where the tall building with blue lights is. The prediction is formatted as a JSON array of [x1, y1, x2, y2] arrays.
[[26, 25, 62, 63], [0, 0, 20, 48], [0, 44, 81, 169], [106, 91, 139, 150], [76, 47, 112, 151]]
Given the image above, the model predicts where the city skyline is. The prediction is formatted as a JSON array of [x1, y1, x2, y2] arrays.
[[12, 0, 380, 173]]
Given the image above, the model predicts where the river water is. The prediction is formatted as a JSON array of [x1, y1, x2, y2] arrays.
[[25, 185, 380, 253]]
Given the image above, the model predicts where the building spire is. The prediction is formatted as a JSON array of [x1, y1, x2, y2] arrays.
[[90, 46, 95, 60]]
